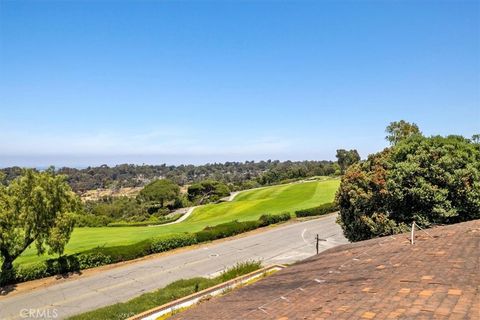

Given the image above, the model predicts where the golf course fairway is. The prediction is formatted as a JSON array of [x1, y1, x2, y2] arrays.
[[16, 179, 340, 266]]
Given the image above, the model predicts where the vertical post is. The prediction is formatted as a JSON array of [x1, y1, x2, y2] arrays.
[[316, 234, 319, 255], [410, 222, 415, 245]]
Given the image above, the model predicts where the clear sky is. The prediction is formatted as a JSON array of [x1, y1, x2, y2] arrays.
[[0, 1, 478, 168]]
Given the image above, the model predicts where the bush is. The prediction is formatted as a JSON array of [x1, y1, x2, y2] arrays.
[[76, 251, 113, 268], [45, 255, 81, 274], [295, 202, 338, 218], [150, 234, 198, 253], [84, 197, 147, 222], [196, 213, 291, 242], [13, 255, 84, 283], [337, 135, 480, 242], [74, 214, 114, 227], [84, 240, 153, 263], [258, 212, 291, 226], [13, 263, 49, 283], [195, 220, 260, 242]]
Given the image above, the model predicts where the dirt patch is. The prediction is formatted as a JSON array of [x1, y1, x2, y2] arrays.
[[81, 187, 143, 201]]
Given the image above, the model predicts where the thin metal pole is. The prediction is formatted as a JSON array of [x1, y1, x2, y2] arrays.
[[316, 234, 319, 254]]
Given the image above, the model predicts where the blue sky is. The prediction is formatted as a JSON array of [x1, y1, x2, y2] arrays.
[[0, 1, 478, 168]]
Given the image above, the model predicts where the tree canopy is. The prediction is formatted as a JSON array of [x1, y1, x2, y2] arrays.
[[385, 120, 422, 145], [335, 149, 360, 174], [0, 169, 79, 277], [1, 160, 339, 193], [138, 179, 180, 208], [336, 134, 480, 241], [187, 180, 230, 204]]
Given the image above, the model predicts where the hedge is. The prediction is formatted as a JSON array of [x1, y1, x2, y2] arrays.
[[196, 220, 260, 242], [258, 212, 291, 226], [107, 214, 182, 227], [295, 202, 338, 218], [196, 213, 290, 242], [2, 213, 291, 286]]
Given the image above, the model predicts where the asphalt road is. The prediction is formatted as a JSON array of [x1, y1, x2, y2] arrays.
[[0, 214, 348, 319]]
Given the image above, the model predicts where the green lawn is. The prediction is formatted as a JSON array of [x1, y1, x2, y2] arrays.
[[16, 179, 339, 266]]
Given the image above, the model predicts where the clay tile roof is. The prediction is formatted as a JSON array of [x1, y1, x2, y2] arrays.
[[170, 220, 480, 320]]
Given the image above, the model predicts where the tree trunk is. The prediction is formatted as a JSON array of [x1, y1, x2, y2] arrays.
[[1, 240, 32, 281], [1, 257, 13, 274], [0, 251, 15, 285]]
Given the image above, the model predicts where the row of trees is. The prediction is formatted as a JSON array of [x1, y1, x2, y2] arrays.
[[1, 160, 342, 193]]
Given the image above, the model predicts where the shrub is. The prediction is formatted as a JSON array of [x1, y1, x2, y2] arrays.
[[13, 263, 48, 283], [87, 240, 153, 262], [195, 220, 260, 242], [150, 234, 198, 253], [258, 212, 291, 226], [45, 255, 81, 274], [74, 214, 113, 227], [195, 213, 291, 242], [84, 197, 147, 222], [295, 202, 338, 218], [337, 135, 480, 241], [76, 251, 113, 268]]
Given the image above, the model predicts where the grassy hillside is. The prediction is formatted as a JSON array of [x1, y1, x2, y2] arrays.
[[16, 179, 339, 266]]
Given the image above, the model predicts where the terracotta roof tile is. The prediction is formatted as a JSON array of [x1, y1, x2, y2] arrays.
[[170, 220, 480, 320]]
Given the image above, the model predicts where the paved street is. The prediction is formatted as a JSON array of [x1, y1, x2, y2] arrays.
[[0, 214, 348, 319]]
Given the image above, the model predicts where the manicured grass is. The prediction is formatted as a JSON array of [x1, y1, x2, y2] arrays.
[[67, 261, 262, 320], [16, 179, 339, 266]]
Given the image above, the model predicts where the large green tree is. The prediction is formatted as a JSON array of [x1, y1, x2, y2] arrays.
[[138, 179, 180, 208], [335, 149, 360, 174], [187, 180, 230, 204], [385, 120, 422, 145], [337, 135, 480, 241], [0, 169, 79, 276]]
